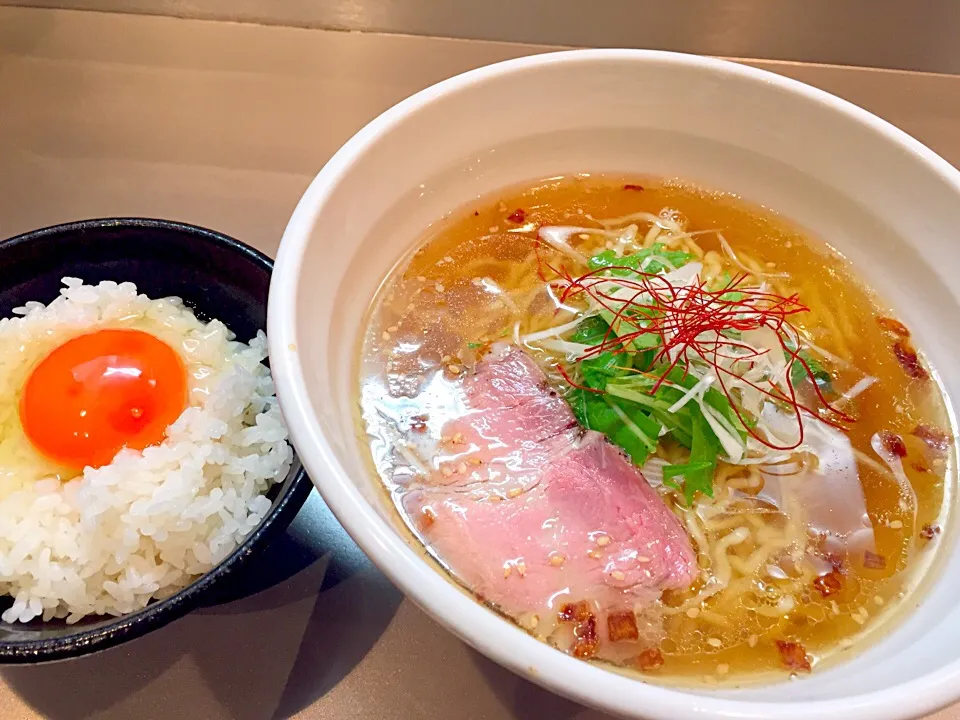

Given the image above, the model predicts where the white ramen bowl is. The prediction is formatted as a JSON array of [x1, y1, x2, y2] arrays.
[[269, 50, 960, 720]]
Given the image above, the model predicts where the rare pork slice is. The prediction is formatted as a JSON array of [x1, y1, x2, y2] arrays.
[[404, 345, 697, 658]]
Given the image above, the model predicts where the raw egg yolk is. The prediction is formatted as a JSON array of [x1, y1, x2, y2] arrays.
[[19, 329, 188, 470]]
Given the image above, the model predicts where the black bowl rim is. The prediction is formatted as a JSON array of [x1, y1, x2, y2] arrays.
[[0, 218, 313, 663]]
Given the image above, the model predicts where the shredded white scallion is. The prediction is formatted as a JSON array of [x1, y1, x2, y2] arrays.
[[836, 376, 878, 407], [640, 255, 679, 273], [395, 442, 430, 475], [717, 232, 789, 279], [608, 401, 656, 452], [523, 206, 862, 504], [697, 399, 746, 463], [476, 277, 520, 316], [640, 457, 668, 487], [536, 227, 590, 263], [519, 315, 589, 345], [666, 374, 715, 414], [536, 339, 593, 360], [544, 282, 581, 315]]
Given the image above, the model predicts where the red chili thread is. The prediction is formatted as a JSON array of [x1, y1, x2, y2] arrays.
[[556, 362, 603, 393], [537, 258, 854, 450]]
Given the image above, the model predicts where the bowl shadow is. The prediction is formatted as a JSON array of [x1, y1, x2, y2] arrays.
[[470, 647, 618, 720], [1, 494, 404, 719]]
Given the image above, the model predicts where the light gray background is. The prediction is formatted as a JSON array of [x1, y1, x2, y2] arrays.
[[4, 0, 960, 73], [1, 5, 960, 719]]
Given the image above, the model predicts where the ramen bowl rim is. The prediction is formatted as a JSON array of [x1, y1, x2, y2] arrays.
[[268, 48, 960, 720]]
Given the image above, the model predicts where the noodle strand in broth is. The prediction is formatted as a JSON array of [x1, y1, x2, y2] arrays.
[[358, 175, 953, 684]]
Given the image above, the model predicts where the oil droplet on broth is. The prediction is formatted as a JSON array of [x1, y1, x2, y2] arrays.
[[357, 175, 953, 684]]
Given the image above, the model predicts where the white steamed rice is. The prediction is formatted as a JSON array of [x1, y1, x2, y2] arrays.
[[0, 278, 292, 623]]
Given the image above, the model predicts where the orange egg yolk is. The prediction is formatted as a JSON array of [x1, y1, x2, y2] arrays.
[[19, 328, 188, 470]]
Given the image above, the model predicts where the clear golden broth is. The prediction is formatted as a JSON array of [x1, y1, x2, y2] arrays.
[[358, 175, 953, 684]]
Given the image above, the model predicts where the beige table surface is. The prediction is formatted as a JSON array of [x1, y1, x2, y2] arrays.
[[2, 7, 960, 719]]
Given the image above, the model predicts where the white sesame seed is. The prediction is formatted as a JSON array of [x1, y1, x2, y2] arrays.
[[716, 663, 730, 675], [587, 549, 601, 559], [611, 570, 625, 581], [381, 331, 391, 341], [441, 466, 453, 477], [387, 325, 399, 333], [489, 226, 500, 233], [458, 463, 467, 474], [448, 364, 461, 375], [517, 562, 527, 577], [503, 565, 512, 578], [417, 275, 426, 282], [874, 595, 885, 606], [596, 535, 611, 547], [889, 520, 903, 529], [747, 635, 758, 648], [530, 614, 540, 628], [550, 554, 565, 566], [507, 487, 523, 498], [686, 608, 700, 618], [453, 433, 464, 443], [435, 283, 445, 293], [638, 556, 650, 563], [578, 233, 590, 240], [707, 638, 723, 648]]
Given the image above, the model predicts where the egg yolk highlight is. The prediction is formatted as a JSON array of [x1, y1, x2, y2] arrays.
[[19, 328, 188, 470]]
